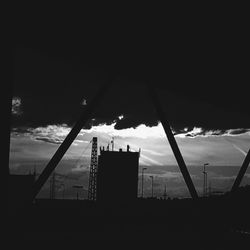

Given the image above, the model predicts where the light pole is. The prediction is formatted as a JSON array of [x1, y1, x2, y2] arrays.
[[203, 163, 209, 197], [150, 175, 154, 198], [141, 167, 147, 198]]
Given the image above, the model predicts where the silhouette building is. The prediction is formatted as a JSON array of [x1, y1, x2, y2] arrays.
[[96, 146, 139, 204], [8, 174, 36, 211]]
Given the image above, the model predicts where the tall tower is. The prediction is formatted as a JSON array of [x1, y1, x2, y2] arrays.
[[88, 137, 98, 201]]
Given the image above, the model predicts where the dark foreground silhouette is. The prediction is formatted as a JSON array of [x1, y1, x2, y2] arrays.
[[7, 186, 250, 241]]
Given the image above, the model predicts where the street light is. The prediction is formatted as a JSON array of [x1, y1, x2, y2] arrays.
[[141, 167, 147, 198], [150, 175, 154, 198], [203, 163, 209, 197]]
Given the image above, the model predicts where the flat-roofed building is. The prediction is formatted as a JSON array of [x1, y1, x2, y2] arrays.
[[97, 146, 139, 204]]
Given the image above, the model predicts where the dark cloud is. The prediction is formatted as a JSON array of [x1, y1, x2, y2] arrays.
[[177, 127, 250, 138], [35, 137, 63, 145], [11, 127, 30, 134], [183, 128, 224, 138], [12, 18, 250, 131], [185, 134, 195, 138], [228, 128, 250, 135], [208, 130, 227, 136]]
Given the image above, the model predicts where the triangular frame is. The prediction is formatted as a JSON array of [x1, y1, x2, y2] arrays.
[[30, 78, 249, 201]]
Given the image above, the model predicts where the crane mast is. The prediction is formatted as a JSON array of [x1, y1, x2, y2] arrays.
[[88, 137, 98, 201]]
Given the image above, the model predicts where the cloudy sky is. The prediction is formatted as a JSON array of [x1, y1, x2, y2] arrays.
[[10, 110, 250, 199], [10, 20, 250, 199]]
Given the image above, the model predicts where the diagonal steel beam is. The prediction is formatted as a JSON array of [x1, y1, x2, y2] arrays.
[[31, 79, 113, 201], [231, 149, 250, 193], [147, 84, 198, 200]]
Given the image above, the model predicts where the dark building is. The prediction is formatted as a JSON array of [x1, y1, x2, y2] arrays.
[[96, 146, 139, 204], [8, 174, 36, 212]]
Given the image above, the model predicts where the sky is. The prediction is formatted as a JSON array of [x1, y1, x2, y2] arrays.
[[9, 111, 250, 199], [10, 21, 250, 199]]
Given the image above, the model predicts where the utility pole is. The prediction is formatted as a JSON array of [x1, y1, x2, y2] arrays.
[[163, 184, 167, 200], [141, 167, 147, 198], [203, 163, 209, 197], [150, 175, 154, 198], [73, 185, 83, 200]]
